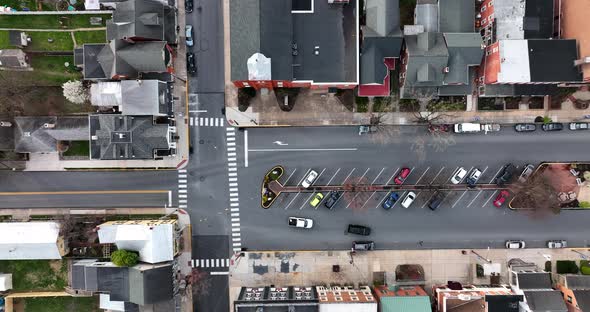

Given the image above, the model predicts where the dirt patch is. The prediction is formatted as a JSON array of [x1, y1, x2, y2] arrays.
[[0, 87, 92, 118], [541, 164, 579, 193]]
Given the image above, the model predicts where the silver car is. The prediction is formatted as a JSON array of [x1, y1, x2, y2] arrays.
[[518, 164, 535, 183], [547, 240, 567, 248], [301, 170, 318, 188], [185, 25, 194, 47]]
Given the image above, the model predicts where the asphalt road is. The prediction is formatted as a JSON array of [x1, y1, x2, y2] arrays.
[[235, 126, 590, 251]]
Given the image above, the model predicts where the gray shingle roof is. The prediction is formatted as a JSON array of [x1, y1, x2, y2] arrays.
[[443, 33, 483, 85], [230, 0, 261, 81], [14, 117, 88, 153], [414, 2, 438, 33], [523, 291, 568, 312], [106, 0, 177, 43], [120, 80, 171, 116], [439, 0, 475, 33], [566, 275, 590, 290], [401, 32, 448, 98], [365, 0, 400, 37], [129, 264, 173, 305], [517, 272, 552, 290], [573, 290, 590, 312]]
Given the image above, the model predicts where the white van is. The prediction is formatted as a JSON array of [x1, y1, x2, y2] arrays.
[[454, 123, 481, 133]]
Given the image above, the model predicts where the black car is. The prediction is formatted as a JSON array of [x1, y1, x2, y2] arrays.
[[428, 191, 444, 211], [514, 123, 536, 132], [542, 123, 564, 131], [496, 163, 516, 186], [186, 52, 196, 75], [324, 191, 342, 210], [347, 224, 371, 236], [353, 241, 375, 251], [185, 0, 193, 13]]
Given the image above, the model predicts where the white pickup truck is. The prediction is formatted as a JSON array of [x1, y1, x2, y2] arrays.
[[454, 123, 500, 133]]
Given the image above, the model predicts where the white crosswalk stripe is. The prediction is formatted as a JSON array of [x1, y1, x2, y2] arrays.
[[189, 117, 194, 126]]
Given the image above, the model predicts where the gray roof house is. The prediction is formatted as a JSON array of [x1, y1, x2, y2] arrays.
[[360, 0, 403, 85], [0, 49, 30, 70], [90, 80, 173, 116], [79, 40, 171, 80], [89, 114, 175, 160], [8, 31, 27, 47], [509, 262, 568, 312], [557, 274, 590, 312], [438, 33, 483, 95], [14, 116, 88, 153], [106, 0, 177, 44]]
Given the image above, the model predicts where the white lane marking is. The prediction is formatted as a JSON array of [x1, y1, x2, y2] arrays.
[[204, 118, 209, 126], [284, 193, 301, 210], [232, 237, 241, 242], [231, 208, 240, 212], [229, 182, 238, 187], [466, 190, 482, 208], [232, 242, 241, 247], [359, 168, 371, 181], [229, 193, 239, 197], [482, 191, 498, 208], [415, 167, 430, 184], [179, 194, 187, 198], [371, 167, 386, 184], [228, 163, 237, 167], [385, 168, 400, 185], [227, 127, 235, 131], [179, 189, 187, 193], [228, 147, 236, 152], [249, 148, 358, 152], [430, 167, 445, 184], [490, 166, 505, 184], [230, 202, 239, 207], [189, 117, 194, 126], [228, 172, 237, 177], [209, 118, 214, 126], [232, 228, 240, 232], [300, 192, 316, 210], [229, 178, 238, 182], [452, 191, 468, 208], [342, 168, 357, 184], [227, 152, 236, 157], [210, 271, 229, 275], [179, 184, 187, 189], [233, 248, 241, 252], [297, 169, 312, 186], [231, 222, 240, 227], [179, 179, 187, 183], [205, 259, 210, 267], [231, 213, 240, 217], [188, 109, 207, 113], [283, 169, 297, 185], [230, 198, 239, 202], [326, 168, 341, 185], [179, 174, 187, 178], [446, 167, 459, 184], [244, 130, 249, 167], [227, 137, 236, 142], [228, 167, 237, 172], [361, 192, 376, 210], [230, 187, 239, 192], [215, 118, 219, 127], [179, 199, 187, 203], [232, 232, 241, 236], [179, 169, 187, 173], [227, 142, 236, 147], [231, 218, 240, 222], [220, 118, 224, 127], [228, 157, 237, 162], [227, 131, 235, 137]]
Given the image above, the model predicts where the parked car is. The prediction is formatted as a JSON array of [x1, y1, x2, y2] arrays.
[[542, 123, 563, 131], [353, 241, 375, 251], [185, 25, 194, 47], [569, 122, 589, 130], [302, 170, 318, 188], [185, 0, 193, 13], [401, 191, 417, 208], [288, 217, 313, 229], [394, 168, 411, 185], [506, 240, 525, 249], [347, 224, 371, 236], [515, 123, 537, 132], [466, 168, 482, 187], [382, 192, 400, 210], [450, 167, 468, 184], [493, 190, 510, 208], [186, 52, 196, 75], [496, 164, 516, 186], [518, 164, 535, 183], [309, 193, 324, 207], [547, 240, 567, 248], [428, 191, 445, 211], [324, 191, 342, 209]]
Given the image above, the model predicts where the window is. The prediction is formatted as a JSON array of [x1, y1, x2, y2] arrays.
[[488, 14, 494, 21], [481, 5, 486, 12], [492, 47, 498, 53], [486, 49, 491, 56], [243, 82, 250, 87], [277, 81, 283, 87], [488, 1, 493, 7], [568, 296, 573, 303]]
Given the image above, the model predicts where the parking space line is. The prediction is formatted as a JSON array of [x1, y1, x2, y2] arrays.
[[415, 167, 430, 184], [284, 193, 301, 210], [460, 167, 474, 184], [482, 190, 498, 208], [385, 168, 400, 185], [345, 193, 361, 209], [467, 190, 482, 207], [297, 169, 312, 186], [342, 168, 357, 184], [371, 168, 386, 184], [326, 168, 341, 185], [392, 191, 407, 209], [421, 192, 436, 209], [430, 167, 444, 184], [452, 191, 468, 208], [479, 166, 488, 179], [360, 192, 376, 210], [489, 166, 504, 184], [359, 168, 371, 181], [445, 167, 459, 184], [297, 168, 325, 210], [283, 169, 297, 185], [299, 192, 316, 210]]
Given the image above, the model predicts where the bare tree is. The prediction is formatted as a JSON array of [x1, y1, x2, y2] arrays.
[[509, 174, 560, 218], [190, 268, 211, 297]]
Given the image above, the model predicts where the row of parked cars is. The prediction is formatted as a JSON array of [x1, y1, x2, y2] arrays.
[[515, 122, 589, 132], [506, 240, 567, 249]]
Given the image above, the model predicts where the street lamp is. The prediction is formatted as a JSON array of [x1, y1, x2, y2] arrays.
[[471, 250, 492, 263]]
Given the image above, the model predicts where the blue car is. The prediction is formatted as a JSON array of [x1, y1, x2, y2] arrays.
[[382, 192, 400, 210]]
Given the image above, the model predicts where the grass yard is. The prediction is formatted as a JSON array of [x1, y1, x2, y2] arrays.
[[1, 0, 53, 10], [0, 31, 10, 49], [0, 260, 67, 291], [28, 31, 74, 51], [23, 296, 99, 312], [63, 141, 90, 157], [0, 13, 111, 29], [26, 55, 80, 85], [74, 30, 106, 45]]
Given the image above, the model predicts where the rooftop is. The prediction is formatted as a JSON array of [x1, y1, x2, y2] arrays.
[[573, 290, 590, 312], [14, 116, 89, 153], [0, 222, 64, 260], [517, 272, 552, 290], [565, 275, 590, 290], [106, 0, 177, 43], [235, 286, 318, 312], [438, 0, 474, 33], [493, 0, 554, 41], [523, 290, 568, 312], [560, 0, 590, 81]]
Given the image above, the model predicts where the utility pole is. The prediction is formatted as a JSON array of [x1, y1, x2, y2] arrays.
[[471, 250, 492, 263]]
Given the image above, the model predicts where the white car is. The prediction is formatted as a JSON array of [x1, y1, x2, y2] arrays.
[[451, 167, 468, 184], [518, 164, 535, 183], [506, 240, 526, 249], [401, 192, 417, 208], [185, 25, 194, 47], [301, 170, 318, 188], [547, 240, 567, 248], [288, 217, 313, 229]]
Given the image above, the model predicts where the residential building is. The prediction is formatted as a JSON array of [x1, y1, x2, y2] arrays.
[[234, 286, 318, 311], [373, 285, 432, 312], [316, 285, 377, 311], [0, 49, 30, 71], [105, 0, 177, 44], [358, 0, 403, 97], [71, 260, 175, 310], [13, 117, 88, 153], [509, 261, 568, 312], [8, 31, 28, 48], [77, 40, 173, 80], [90, 80, 173, 116], [89, 114, 176, 160], [433, 283, 522, 312], [0, 222, 68, 260], [97, 219, 178, 263], [555, 274, 590, 312], [559, 0, 590, 83], [230, 0, 358, 90]]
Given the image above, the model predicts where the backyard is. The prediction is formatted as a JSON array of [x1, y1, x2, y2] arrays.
[[0, 14, 110, 29], [14, 296, 99, 312], [0, 260, 67, 291]]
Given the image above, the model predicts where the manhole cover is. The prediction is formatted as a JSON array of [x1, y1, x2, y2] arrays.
[[200, 176, 205, 182], [199, 139, 204, 144]]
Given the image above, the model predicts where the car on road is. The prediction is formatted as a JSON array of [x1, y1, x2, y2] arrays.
[[428, 191, 445, 211], [401, 192, 417, 208], [394, 168, 411, 184], [496, 164, 516, 186], [569, 122, 589, 130], [547, 240, 567, 248], [353, 241, 375, 251], [542, 123, 563, 131], [302, 170, 318, 188], [451, 167, 467, 184], [506, 240, 525, 249], [324, 191, 341, 209], [186, 52, 196, 75], [466, 168, 482, 187], [347, 224, 371, 236], [309, 193, 324, 207], [185, 25, 194, 47], [515, 123, 537, 132], [288, 217, 313, 229], [518, 164, 535, 183], [493, 190, 510, 208], [382, 192, 400, 210], [185, 0, 193, 13]]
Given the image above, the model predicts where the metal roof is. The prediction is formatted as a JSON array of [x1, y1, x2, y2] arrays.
[[517, 272, 552, 290], [380, 296, 431, 312], [438, 0, 474, 33], [98, 222, 175, 263], [0, 222, 63, 260], [523, 291, 568, 312]]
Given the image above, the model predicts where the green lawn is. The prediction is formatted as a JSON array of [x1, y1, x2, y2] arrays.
[[0, 13, 111, 29], [24, 296, 99, 312], [0, 0, 37, 10], [0, 260, 67, 291], [63, 141, 90, 157], [0, 31, 10, 49], [74, 30, 106, 45], [28, 31, 74, 51], [29, 55, 81, 85]]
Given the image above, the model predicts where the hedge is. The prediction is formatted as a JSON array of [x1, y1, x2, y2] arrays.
[[556, 260, 579, 274]]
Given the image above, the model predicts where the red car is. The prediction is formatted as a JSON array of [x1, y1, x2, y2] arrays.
[[493, 190, 510, 208], [394, 168, 411, 185]]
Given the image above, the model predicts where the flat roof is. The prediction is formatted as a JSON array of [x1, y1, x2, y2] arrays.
[[560, 0, 590, 81]]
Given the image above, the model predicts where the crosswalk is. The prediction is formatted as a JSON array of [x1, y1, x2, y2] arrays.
[[189, 116, 225, 127], [178, 169, 188, 207], [191, 258, 230, 268]]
